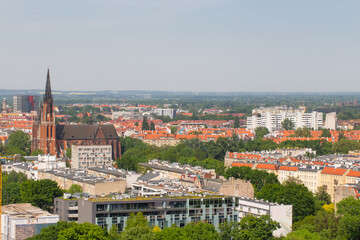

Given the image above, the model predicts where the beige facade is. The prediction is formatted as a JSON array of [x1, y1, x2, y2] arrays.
[[297, 169, 322, 193], [143, 139, 180, 147], [320, 169, 350, 201], [71, 145, 113, 170], [219, 178, 254, 198], [37, 170, 126, 195]]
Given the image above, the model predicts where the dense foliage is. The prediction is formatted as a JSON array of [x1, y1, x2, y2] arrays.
[[2, 171, 63, 211], [224, 166, 279, 193], [256, 179, 317, 222], [29, 212, 280, 240], [289, 197, 360, 240]]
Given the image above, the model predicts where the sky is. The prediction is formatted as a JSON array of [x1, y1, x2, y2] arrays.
[[1, 0, 359, 92]]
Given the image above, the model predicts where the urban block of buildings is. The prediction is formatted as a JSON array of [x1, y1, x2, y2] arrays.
[[31, 69, 121, 159]]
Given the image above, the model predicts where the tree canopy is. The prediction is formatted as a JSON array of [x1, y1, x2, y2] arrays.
[[282, 118, 295, 130]]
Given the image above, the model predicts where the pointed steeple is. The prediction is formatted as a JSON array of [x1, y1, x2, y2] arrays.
[[44, 68, 52, 101]]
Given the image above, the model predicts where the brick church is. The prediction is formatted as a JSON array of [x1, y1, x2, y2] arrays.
[[31, 70, 121, 159]]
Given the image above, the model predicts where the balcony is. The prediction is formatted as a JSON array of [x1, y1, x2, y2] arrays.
[[68, 214, 78, 218], [68, 206, 78, 211]]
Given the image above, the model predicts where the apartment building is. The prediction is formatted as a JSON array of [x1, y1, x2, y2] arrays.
[[324, 112, 337, 130], [71, 145, 113, 170], [37, 169, 126, 195], [252, 106, 306, 115], [72, 195, 291, 237], [247, 111, 323, 131], [12, 95, 40, 113], [153, 108, 176, 119], [238, 197, 292, 237]]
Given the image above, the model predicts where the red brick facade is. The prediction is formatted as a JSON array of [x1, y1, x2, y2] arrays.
[[32, 70, 121, 159]]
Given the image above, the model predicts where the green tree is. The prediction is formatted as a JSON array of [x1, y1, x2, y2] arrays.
[[142, 116, 150, 130], [256, 180, 316, 222], [255, 127, 269, 139], [292, 127, 312, 138], [120, 212, 154, 240], [65, 147, 72, 159], [20, 179, 63, 211], [332, 138, 360, 154], [6, 130, 31, 155], [57, 222, 108, 240], [314, 185, 331, 205], [282, 118, 295, 130], [27, 221, 77, 240], [336, 197, 360, 240], [2, 182, 21, 205], [170, 126, 177, 134], [231, 215, 280, 240], [31, 149, 44, 156], [320, 129, 331, 138], [150, 121, 156, 131], [183, 222, 219, 240], [233, 117, 240, 128], [68, 184, 82, 194], [337, 131, 346, 141], [225, 166, 279, 193]]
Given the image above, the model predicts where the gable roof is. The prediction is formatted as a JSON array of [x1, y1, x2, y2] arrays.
[[56, 124, 119, 140], [231, 162, 254, 168], [321, 167, 348, 176]]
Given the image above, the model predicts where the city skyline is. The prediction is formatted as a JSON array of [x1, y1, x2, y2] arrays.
[[1, 0, 360, 92]]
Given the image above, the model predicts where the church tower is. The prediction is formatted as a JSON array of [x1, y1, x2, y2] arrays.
[[32, 69, 56, 155]]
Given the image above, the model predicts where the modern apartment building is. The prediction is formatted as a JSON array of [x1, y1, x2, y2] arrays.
[[12, 95, 40, 113], [74, 196, 291, 237], [247, 111, 323, 131], [153, 108, 176, 119], [71, 145, 113, 169]]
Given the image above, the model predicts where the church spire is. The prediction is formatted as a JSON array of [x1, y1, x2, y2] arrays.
[[44, 68, 52, 101]]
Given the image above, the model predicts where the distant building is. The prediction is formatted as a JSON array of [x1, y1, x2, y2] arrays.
[[247, 111, 323, 131], [1, 203, 59, 240], [32, 69, 121, 159], [12, 95, 40, 113], [252, 106, 306, 115], [71, 145, 113, 169], [2, 98, 7, 112], [154, 108, 176, 119], [324, 112, 337, 130]]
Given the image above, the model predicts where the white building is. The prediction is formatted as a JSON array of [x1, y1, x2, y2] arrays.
[[1, 204, 59, 240], [153, 108, 176, 119], [247, 111, 323, 131], [71, 145, 113, 170], [237, 197, 292, 237], [324, 112, 337, 130]]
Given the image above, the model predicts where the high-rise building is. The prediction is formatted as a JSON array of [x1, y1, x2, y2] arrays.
[[12, 95, 40, 113], [1, 98, 7, 112], [324, 112, 337, 130]]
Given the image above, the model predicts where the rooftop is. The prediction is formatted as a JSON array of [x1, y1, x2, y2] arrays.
[[2, 203, 57, 219]]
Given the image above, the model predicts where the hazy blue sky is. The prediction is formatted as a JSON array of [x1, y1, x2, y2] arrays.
[[1, 0, 359, 92]]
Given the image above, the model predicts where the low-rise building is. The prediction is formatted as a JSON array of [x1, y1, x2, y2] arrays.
[[1, 204, 59, 240], [38, 169, 126, 195]]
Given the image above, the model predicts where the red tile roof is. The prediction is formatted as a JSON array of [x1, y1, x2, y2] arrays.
[[321, 167, 348, 176]]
